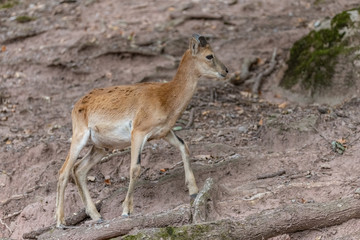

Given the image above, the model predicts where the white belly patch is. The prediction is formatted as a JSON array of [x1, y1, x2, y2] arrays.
[[89, 120, 132, 148]]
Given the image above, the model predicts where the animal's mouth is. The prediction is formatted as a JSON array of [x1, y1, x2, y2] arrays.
[[217, 72, 227, 79]]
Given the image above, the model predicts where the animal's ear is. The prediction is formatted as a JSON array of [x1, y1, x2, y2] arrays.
[[189, 33, 208, 56], [190, 34, 200, 56]]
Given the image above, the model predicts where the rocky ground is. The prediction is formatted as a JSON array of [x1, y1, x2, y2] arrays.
[[1, 0, 360, 239]]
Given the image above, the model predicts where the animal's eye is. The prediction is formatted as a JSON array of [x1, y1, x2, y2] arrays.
[[206, 54, 214, 60]]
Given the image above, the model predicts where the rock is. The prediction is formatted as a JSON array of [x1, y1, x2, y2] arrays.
[[238, 125, 248, 133], [87, 176, 95, 182], [280, 8, 360, 104]]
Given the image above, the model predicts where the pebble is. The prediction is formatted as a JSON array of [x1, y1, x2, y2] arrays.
[[238, 126, 247, 133], [87, 176, 95, 182]]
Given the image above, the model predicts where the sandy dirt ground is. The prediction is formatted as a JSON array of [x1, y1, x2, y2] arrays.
[[1, 0, 360, 239]]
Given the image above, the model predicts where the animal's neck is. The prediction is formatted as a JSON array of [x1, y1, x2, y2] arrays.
[[166, 50, 200, 113]]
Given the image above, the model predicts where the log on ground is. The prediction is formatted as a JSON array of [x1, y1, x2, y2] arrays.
[[37, 205, 191, 240], [124, 196, 360, 240]]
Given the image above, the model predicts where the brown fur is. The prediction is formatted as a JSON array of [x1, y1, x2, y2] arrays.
[[55, 34, 228, 227]]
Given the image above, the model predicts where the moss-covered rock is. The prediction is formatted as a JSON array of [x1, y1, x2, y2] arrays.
[[280, 8, 360, 103]]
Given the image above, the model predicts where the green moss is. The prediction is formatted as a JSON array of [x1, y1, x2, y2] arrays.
[[331, 11, 353, 30], [15, 15, 36, 23], [0, 0, 18, 9], [122, 234, 145, 240], [280, 9, 356, 95], [153, 224, 210, 240]]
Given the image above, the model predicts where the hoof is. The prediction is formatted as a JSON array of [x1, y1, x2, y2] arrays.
[[190, 193, 198, 200], [56, 224, 66, 229], [97, 218, 104, 224], [122, 213, 129, 218]]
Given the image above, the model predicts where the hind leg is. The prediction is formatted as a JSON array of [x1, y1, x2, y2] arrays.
[[73, 146, 107, 221], [56, 129, 90, 228]]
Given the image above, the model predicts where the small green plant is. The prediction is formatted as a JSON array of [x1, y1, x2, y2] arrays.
[[0, 0, 19, 9], [16, 15, 36, 23]]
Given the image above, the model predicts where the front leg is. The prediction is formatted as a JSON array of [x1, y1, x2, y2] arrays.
[[165, 130, 199, 199], [122, 130, 148, 217]]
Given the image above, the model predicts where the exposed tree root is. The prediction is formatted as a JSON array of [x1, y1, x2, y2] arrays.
[[1, 185, 43, 206], [23, 200, 103, 239], [37, 205, 191, 240], [251, 48, 277, 94], [229, 56, 258, 85], [123, 196, 360, 240]]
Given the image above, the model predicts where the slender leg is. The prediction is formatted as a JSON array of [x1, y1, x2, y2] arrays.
[[165, 130, 199, 198], [122, 130, 148, 217], [56, 129, 90, 228], [73, 146, 107, 221]]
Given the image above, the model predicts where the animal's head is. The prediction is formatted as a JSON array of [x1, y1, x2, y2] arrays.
[[189, 33, 228, 79]]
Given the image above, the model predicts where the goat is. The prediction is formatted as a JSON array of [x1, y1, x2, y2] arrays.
[[55, 33, 228, 228]]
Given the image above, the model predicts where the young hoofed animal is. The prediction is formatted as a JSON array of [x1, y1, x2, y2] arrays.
[[55, 33, 228, 228]]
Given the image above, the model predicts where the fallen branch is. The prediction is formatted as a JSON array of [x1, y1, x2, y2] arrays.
[[251, 48, 277, 94], [169, 12, 224, 27], [0, 217, 12, 234], [1, 185, 43, 206], [23, 200, 103, 239], [3, 210, 22, 220], [229, 56, 258, 85], [185, 108, 195, 129], [257, 169, 286, 180], [124, 196, 360, 240], [311, 126, 332, 145], [100, 149, 130, 164], [37, 205, 191, 240]]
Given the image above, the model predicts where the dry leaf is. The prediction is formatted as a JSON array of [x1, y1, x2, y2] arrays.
[[240, 91, 252, 98], [160, 168, 168, 173], [256, 58, 265, 66], [278, 102, 288, 109], [258, 118, 263, 126], [104, 179, 111, 185], [5, 140, 12, 145], [1, 45, 6, 52], [202, 110, 210, 116], [235, 106, 244, 115], [337, 138, 347, 146]]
